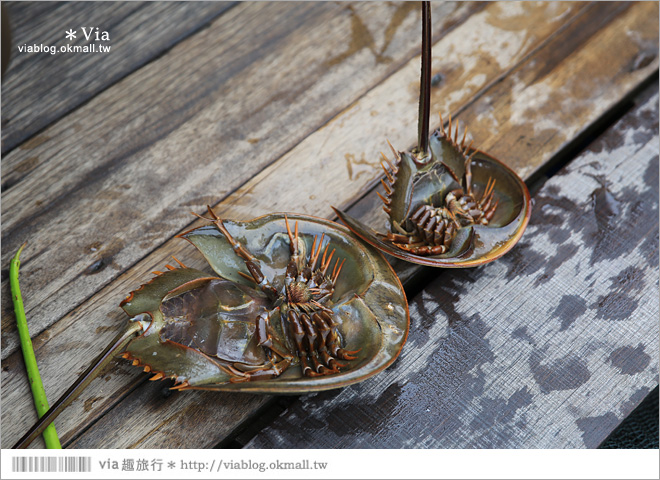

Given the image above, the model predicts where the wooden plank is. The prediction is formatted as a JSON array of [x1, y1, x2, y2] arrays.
[[245, 83, 660, 449], [0, 1, 236, 153], [58, 2, 657, 449], [0, 0, 481, 358], [1, 1, 589, 449], [2, 1, 654, 449], [1, 1, 488, 448]]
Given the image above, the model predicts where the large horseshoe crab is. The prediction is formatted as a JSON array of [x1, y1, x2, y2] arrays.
[[333, 2, 531, 267], [14, 210, 409, 448]]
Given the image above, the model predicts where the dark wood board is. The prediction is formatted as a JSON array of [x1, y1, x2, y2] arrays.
[[245, 83, 659, 449], [1, 1, 657, 450], [1, 1, 236, 153], [1, 1, 589, 449], [59, 2, 657, 449], [1, 0, 487, 448]]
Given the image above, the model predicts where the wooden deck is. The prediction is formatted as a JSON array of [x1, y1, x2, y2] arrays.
[[1, 1, 658, 449]]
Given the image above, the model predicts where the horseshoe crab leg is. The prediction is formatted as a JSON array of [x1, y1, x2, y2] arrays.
[[13, 321, 143, 449], [197, 205, 280, 299]]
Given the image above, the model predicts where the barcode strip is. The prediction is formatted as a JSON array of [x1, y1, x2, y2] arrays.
[[12, 456, 91, 473]]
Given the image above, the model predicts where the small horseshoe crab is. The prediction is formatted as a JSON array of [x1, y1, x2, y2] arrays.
[[14, 210, 408, 448], [333, 2, 530, 267]]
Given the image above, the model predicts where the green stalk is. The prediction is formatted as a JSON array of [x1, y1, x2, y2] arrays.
[[10, 243, 62, 449]]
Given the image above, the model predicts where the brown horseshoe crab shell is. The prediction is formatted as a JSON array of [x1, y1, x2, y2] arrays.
[[333, 2, 530, 267], [13, 213, 409, 449], [333, 149, 531, 268], [122, 212, 410, 393]]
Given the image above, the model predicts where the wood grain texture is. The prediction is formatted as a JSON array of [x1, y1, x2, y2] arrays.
[[0, 0, 480, 359], [62, 2, 656, 449], [1, 1, 484, 448], [1, 1, 656, 449], [61, 2, 605, 449], [345, 0, 659, 285], [0, 1, 235, 153], [245, 84, 659, 449]]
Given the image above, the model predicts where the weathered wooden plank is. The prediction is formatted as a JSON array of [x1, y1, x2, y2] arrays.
[[0, 0, 481, 358], [1, 1, 487, 448], [245, 84, 660, 449], [1, 1, 587, 449], [64, 2, 622, 451], [60, 1, 656, 448], [0, 1, 236, 153], [2, 1, 655, 449]]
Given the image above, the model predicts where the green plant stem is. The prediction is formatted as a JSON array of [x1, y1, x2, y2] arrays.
[[10, 243, 62, 449]]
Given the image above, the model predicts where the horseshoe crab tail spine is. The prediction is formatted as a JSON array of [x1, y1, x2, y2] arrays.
[[12, 322, 143, 449], [417, 1, 432, 159]]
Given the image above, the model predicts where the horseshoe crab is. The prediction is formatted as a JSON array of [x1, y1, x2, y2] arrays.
[[333, 2, 530, 267], [14, 210, 408, 448]]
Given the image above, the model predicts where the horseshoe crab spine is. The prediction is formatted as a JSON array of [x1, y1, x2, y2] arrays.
[[13, 322, 144, 449]]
